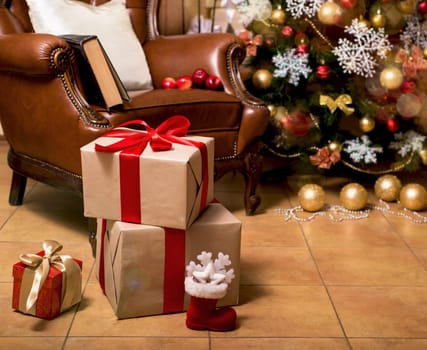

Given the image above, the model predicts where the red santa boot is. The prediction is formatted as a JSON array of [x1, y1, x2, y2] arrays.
[[185, 251, 237, 331]]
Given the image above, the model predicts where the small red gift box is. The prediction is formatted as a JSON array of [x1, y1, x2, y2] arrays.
[[12, 240, 83, 320]]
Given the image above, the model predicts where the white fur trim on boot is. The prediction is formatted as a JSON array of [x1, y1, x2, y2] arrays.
[[185, 277, 229, 300]]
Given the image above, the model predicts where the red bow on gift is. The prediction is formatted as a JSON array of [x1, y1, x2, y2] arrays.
[[93, 115, 209, 224], [95, 115, 191, 154]]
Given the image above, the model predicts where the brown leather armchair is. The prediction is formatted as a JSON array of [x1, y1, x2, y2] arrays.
[[0, 0, 269, 221]]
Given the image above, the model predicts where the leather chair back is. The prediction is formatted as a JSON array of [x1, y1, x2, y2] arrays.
[[1, 0, 155, 43]]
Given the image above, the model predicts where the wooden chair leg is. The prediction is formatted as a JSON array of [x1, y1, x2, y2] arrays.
[[243, 144, 263, 215], [9, 171, 27, 206]]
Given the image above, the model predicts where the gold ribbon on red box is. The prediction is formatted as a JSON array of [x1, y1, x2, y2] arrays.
[[18, 240, 82, 314], [94, 115, 209, 223]]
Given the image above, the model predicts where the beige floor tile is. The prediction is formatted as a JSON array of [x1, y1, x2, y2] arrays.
[[0, 337, 65, 350], [0, 204, 89, 245], [240, 214, 306, 247], [349, 338, 427, 350], [387, 216, 427, 249], [0, 283, 76, 336], [329, 286, 427, 337], [211, 285, 344, 338], [413, 248, 427, 268], [312, 246, 427, 286], [69, 283, 202, 337], [300, 212, 406, 249], [64, 337, 209, 350], [211, 337, 351, 350], [240, 246, 321, 285]]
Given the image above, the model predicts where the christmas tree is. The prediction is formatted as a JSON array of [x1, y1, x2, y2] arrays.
[[231, 0, 427, 176]]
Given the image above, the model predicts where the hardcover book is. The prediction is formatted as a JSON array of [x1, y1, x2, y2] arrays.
[[61, 34, 130, 109]]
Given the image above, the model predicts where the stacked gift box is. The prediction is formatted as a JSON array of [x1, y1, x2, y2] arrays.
[[80, 117, 242, 319]]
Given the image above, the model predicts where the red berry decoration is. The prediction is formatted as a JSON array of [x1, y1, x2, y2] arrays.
[[296, 44, 309, 55], [176, 75, 193, 90], [192, 68, 209, 88], [400, 80, 416, 94], [340, 0, 357, 8], [281, 25, 294, 38], [205, 75, 223, 90], [386, 118, 399, 132], [316, 65, 331, 80], [281, 111, 312, 137], [161, 77, 177, 89], [419, 0, 427, 14]]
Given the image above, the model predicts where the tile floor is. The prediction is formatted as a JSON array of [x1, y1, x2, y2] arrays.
[[1, 139, 427, 350]]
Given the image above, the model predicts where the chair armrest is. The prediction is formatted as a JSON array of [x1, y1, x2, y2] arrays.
[[0, 33, 71, 76], [0, 32, 111, 131]]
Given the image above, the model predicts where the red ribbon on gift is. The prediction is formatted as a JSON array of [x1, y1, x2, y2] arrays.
[[98, 220, 186, 313], [95, 116, 209, 223]]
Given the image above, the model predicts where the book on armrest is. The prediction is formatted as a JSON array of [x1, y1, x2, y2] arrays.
[[61, 34, 130, 109]]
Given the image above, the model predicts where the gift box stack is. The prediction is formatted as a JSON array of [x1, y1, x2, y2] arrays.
[[80, 116, 241, 319]]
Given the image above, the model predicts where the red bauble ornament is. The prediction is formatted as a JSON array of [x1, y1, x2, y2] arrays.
[[192, 68, 209, 88], [205, 75, 223, 90], [176, 75, 193, 90], [386, 118, 400, 132], [316, 65, 331, 80], [161, 77, 177, 89], [281, 111, 312, 137], [419, 0, 427, 14], [281, 26, 294, 38], [400, 80, 416, 94], [296, 44, 309, 55], [340, 0, 357, 8]]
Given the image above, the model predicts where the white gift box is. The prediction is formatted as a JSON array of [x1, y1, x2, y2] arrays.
[[81, 133, 214, 229]]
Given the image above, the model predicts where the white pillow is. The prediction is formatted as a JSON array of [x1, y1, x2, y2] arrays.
[[25, 0, 153, 91]]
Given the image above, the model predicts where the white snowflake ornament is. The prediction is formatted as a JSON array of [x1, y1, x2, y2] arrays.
[[285, 0, 326, 19], [272, 48, 312, 85], [342, 135, 383, 163], [389, 131, 427, 157], [333, 19, 392, 78], [186, 251, 235, 285]]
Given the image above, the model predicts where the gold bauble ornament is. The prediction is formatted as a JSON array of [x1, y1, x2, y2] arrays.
[[396, 0, 417, 14], [340, 183, 368, 210], [252, 69, 273, 90], [273, 106, 288, 122], [271, 8, 286, 25], [298, 184, 326, 212], [379, 66, 403, 90], [268, 105, 277, 118], [399, 183, 427, 211], [359, 115, 376, 132], [317, 0, 342, 25], [328, 140, 342, 153], [419, 149, 427, 165], [370, 11, 386, 28], [374, 175, 402, 202]]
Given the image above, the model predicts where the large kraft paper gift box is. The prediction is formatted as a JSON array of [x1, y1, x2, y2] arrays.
[[95, 202, 241, 319], [12, 240, 82, 320], [81, 117, 214, 229]]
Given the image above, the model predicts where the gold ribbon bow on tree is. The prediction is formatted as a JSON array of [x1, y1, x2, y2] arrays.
[[19, 240, 81, 313], [319, 94, 355, 116]]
